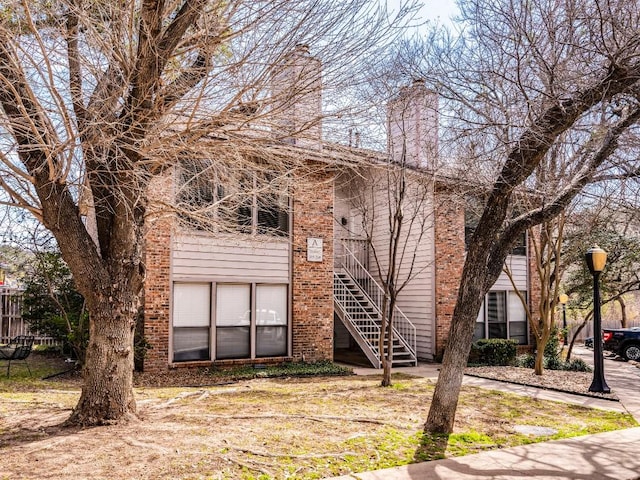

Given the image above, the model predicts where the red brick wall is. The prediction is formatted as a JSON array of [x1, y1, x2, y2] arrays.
[[142, 174, 173, 373], [142, 165, 336, 370], [291, 166, 335, 362], [433, 190, 466, 359]]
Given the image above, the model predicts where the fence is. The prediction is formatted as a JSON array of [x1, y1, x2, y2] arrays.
[[568, 316, 640, 342], [0, 287, 58, 345]]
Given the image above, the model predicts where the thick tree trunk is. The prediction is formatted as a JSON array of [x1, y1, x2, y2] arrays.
[[66, 297, 138, 426], [425, 266, 486, 433]]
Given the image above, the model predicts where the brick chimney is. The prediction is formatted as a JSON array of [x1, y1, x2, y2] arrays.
[[271, 44, 323, 149], [387, 79, 438, 169]]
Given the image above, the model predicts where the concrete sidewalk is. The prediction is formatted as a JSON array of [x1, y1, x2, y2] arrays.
[[330, 427, 640, 480], [331, 350, 640, 479]]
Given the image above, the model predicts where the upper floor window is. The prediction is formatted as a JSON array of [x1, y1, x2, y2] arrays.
[[177, 161, 289, 236], [511, 232, 526, 256], [465, 218, 527, 256]]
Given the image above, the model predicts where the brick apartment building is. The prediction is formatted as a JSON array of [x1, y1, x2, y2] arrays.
[[140, 47, 536, 373]]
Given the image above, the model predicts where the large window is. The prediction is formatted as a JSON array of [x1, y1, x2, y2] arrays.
[[256, 285, 288, 357], [177, 162, 289, 236], [172, 282, 288, 362], [172, 283, 211, 362], [216, 284, 251, 359], [474, 291, 528, 345]]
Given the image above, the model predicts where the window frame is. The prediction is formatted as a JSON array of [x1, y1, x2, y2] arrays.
[[177, 164, 290, 237], [171, 281, 290, 363], [474, 290, 529, 345]]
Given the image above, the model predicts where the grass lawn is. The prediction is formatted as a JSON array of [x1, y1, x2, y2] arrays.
[[0, 354, 636, 479]]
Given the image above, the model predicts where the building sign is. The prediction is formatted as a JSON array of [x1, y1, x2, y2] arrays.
[[307, 237, 323, 262]]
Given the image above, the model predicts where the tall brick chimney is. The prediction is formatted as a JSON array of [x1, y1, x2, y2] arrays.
[[387, 79, 438, 169], [271, 44, 323, 149]]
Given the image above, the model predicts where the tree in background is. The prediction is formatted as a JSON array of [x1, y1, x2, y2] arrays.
[[0, 0, 418, 425], [22, 250, 88, 364], [339, 79, 437, 387], [406, 0, 640, 434], [507, 214, 566, 375], [562, 213, 640, 360]]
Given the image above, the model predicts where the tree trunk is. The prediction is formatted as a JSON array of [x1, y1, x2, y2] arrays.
[[382, 310, 394, 387], [534, 341, 545, 375], [380, 295, 392, 387], [534, 329, 550, 375], [566, 311, 593, 362], [424, 271, 484, 433], [66, 297, 138, 426], [619, 297, 627, 328]]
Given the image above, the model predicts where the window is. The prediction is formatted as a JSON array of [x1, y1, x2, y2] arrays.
[[177, 162, 289, 236], [487, 291, 507, 339], [172, 282, 289, 362], [511, 232, 527, 256], [216, 284, 251, 359], [507, 292, 528, 344], [172, 283, 211, 362], [473, 290, 528, 345], [256, 285, 288, 357]]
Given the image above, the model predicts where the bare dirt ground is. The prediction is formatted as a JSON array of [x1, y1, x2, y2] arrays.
[[0, 355, 634, 480]]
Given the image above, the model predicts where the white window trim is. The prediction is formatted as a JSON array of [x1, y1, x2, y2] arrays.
[[171, 281, 290, 362], [476, 290, 529, 345]]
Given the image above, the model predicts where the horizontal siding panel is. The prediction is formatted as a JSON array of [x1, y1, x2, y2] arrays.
[[492, 255, 527, 290], [173, 233, 289, 282]]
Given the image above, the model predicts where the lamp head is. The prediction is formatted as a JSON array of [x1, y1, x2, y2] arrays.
[[558, 293, 569, 305], [585, 245, 607, 274]]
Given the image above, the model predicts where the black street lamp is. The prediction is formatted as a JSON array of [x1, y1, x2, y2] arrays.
[[558, 293, 569, 346], [585, 245, 610, 394]]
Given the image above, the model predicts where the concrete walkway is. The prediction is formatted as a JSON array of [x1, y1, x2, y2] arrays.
[[330, 348, 640, 480], [330, 427, 640, 479]]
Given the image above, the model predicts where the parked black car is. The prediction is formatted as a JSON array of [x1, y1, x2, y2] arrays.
[[603, 327, 640, 361], [584, 337, 593, 348]]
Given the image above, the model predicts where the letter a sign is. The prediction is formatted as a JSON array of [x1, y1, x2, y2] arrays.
[[307, 237, 323, 262]]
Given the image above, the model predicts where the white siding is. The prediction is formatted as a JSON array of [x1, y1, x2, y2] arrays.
[[172, 233, 289, 283], [367, 170, 436, 359], [491, 255, 528, 291]]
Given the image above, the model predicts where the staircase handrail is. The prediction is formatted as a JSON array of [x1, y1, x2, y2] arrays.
[[333, 274, 381, 367], [340, 240, 417, 359]]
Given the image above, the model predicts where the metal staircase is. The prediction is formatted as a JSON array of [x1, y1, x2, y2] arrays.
[[333, 241, 417, 368]]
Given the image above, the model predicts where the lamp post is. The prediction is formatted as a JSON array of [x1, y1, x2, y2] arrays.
[[558, 293, 568, 346], [585, 245, 610, 393]]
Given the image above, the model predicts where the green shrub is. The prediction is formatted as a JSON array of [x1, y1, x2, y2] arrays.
[[470, 339, 518, 366], [22, 251, 88, 363], [563, 358, 592, 372], [213, 361, 353, 380], [544, 328, 562, 364], [544, 356, 564, 371], [515, 353, 535, 368]]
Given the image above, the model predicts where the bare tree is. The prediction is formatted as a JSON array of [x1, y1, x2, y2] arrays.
[[507, 214, 566, 375], [337, 80, 437, 387], [0, 0, 418, 426], [346, 161, 433, 386], [402, 0, 640, 434]]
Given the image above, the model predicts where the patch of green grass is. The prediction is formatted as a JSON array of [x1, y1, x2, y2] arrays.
[[447, 431, 496, 455], [210, 361, 353, 381], [0, 353, 78, 393]]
